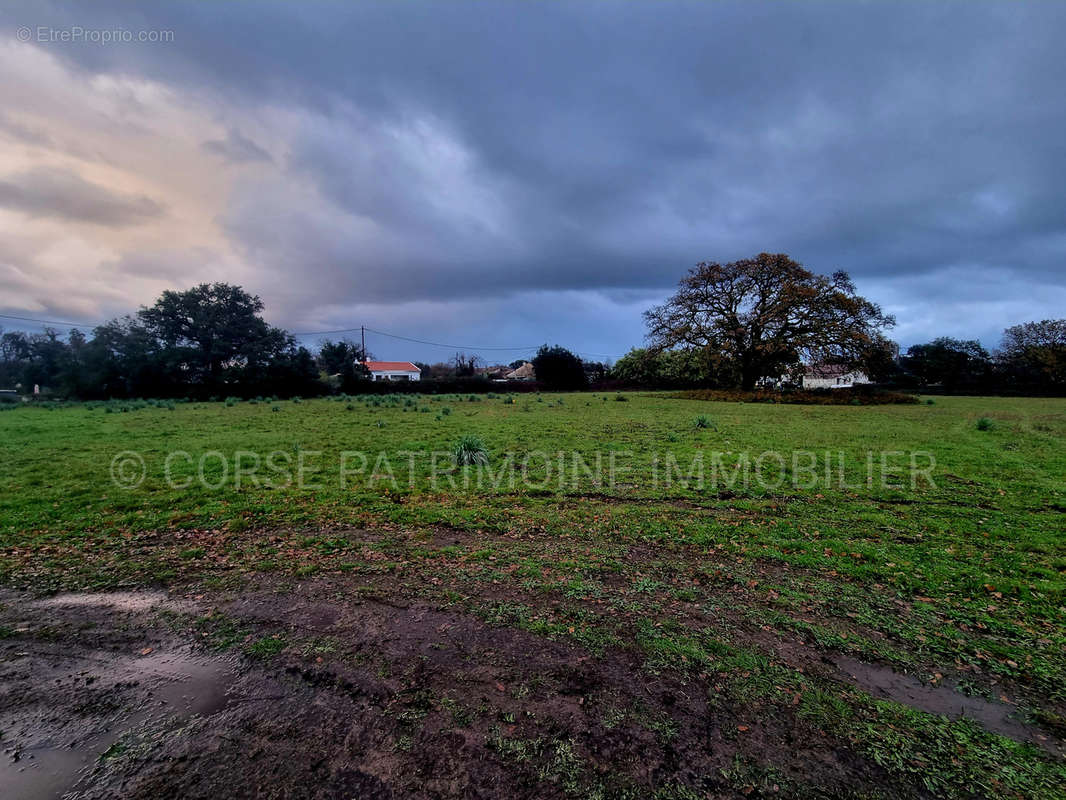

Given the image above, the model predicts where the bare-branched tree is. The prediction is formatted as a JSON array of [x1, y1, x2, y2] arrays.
[[644, 253, 895, 389]]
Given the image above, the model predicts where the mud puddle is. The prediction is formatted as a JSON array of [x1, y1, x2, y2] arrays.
[[32, 590, 196, 614], [0, 590, 234, 800], [834, 655, 1062, 754]]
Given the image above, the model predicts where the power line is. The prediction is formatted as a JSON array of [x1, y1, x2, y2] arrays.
[[290, 325, 362, 336], [366, 326, 541, 352], [292, 324, 538, 351], [317, 326, 617, 360], [0, 312, 100, 329], [1, 313, 619, 360]]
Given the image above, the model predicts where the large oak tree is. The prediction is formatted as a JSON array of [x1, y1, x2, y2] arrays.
[[138, 283, 291, 389], [644, 253, 894, 389]]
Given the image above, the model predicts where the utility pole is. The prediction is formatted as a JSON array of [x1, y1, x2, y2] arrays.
[[360, 325, 365, 360]]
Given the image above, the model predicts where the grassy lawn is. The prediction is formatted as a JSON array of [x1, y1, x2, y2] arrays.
[[1, 392, 1063, 797]]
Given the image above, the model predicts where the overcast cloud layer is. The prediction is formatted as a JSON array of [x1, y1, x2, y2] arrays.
[[0, 1, 1064, 362]]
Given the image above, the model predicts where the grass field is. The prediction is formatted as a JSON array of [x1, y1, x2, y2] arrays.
[[1, 392, 1064, 798]]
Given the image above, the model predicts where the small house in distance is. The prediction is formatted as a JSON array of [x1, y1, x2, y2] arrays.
[[362, 361, 421, 382], [801, 364, 869, 389], [505, 362, 535, 381]]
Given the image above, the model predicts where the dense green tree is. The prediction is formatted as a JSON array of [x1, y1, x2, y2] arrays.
[[997, 319, 1066, 389], [611, 347, 711, 386], [0, 329, 31, 389], [138, 283, 290, 391], [532, 344, 586, 389], [903, 337, 992, 391], [317, 339, 370, 390]]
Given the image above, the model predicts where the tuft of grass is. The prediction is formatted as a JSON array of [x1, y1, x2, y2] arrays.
[[693, 414, 715, 429], [453, 434, 489, 466], [245, 634, 288, 659], [976, 417, 995, 431]]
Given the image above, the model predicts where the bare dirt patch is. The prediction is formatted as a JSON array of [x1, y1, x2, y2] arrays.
[[1, 571, 1061, 799], [0, 578, 910, 799]]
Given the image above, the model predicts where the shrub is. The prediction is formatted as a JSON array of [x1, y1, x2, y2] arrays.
[[453, 435, 490, 466], [976, 417, 995, 431], [224, 396, 238, 407], [672, 387, 918, 405], [441, 406, 452, 415], [925, 398, 936, 405], [292, 396, 302, 404], [694, 415, 715, 429]]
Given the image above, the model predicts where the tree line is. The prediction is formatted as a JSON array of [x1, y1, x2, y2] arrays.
[[2, 261, 1063, 399], [0, 285, 324, 399]]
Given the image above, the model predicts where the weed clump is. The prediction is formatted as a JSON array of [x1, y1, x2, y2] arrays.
[[453, 435, 489, 466]]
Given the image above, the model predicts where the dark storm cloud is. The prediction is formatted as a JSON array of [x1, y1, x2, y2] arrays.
[[2, 0, 1065, 351], [0, 166, 164, 226]]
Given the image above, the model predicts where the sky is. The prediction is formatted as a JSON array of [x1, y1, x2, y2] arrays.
[[0, 1, 1064, 365]]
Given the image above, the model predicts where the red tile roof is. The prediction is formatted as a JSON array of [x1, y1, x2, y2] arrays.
[[363, 361, 420, 372]]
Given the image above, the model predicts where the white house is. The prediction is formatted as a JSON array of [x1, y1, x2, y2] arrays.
[[362, 361, 421, 382], [757, 364, 871, 389], [801, 364, 870, 389]]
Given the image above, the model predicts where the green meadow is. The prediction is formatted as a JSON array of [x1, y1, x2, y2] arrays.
[[1, 392, 1064, 797]]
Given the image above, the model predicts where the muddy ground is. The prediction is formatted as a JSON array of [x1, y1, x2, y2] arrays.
[[0, 575, 1061, 800]]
